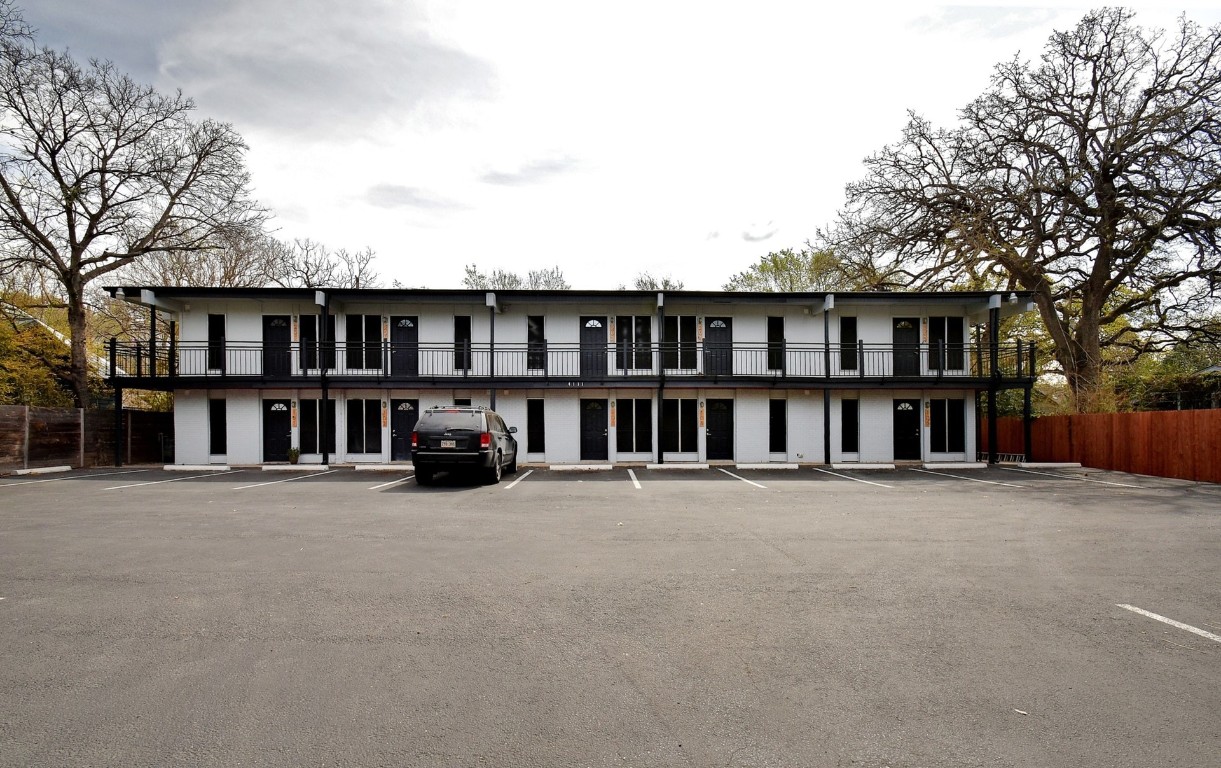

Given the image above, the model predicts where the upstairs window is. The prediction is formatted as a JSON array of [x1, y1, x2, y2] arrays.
[[345, 314, 381, 370], [616, 315, 652, 369], [662, 315, 697, 369]]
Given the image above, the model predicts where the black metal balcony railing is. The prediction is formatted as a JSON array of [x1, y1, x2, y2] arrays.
[[109, 339, 1038, 384]]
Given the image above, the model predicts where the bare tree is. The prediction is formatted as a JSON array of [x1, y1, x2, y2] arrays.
[[462, 264, 570, 290], [822, 9, 1221, 407], [267, 238, 381, 289], [0, 28, 263, 406]]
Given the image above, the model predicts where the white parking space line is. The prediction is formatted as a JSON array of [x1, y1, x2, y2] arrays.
[[717, 468, 767, 488], [1117, 604, 1221, 643], [810, 467, 894, 488], [105, 471, 242, 490], [910, 468, 1024, 488], [1002, 467, 1145, 488], [503, 469, 533, 490], [627, 469, 641, 490], [368, 475, 414, 490], [233, 470, 336, 490], [2, 469, 149, 487]]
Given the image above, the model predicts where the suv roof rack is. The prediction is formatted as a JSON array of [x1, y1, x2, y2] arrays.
[[426, 404, 488, 411]]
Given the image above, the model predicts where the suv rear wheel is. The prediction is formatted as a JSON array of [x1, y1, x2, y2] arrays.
[[485, 452, 502, 484]]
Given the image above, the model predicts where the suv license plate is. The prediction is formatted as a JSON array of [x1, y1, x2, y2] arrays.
[[441, 439, 456, 449]]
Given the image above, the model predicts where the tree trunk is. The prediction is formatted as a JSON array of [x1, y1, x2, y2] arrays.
[[65, 279, 90, 408]]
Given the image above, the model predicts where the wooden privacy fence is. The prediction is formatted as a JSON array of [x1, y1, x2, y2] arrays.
[[0, 406, 173, 470], [984, 409, 1221, 484]]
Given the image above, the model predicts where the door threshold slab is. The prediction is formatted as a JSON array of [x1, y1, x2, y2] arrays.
[[735, 463, 798, 470], [645, 463, 709, 470]]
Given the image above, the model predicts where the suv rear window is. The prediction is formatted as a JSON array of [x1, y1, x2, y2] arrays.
[[419, 411, 484, 431]]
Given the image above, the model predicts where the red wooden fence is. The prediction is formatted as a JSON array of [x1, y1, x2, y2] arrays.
[[984, 410, 1221, 484]]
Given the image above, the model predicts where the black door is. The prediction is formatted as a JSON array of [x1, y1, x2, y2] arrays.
[[390, 399, 419, 461], [893, 398, 921, 460], [263, 399, 292, 462], [580, 399, 608, 460], [580, 317, 607, 379], [390, 316, 419, 377], [706, 399, 734, 460], [893, 318, 920, 376], [705, 317, 732, 376], [263, 315, 291, 377]]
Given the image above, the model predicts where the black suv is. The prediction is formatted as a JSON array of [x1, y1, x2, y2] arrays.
[[411, 405, 519, 485]]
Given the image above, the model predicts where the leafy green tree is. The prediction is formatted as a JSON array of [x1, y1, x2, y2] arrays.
[[822, 9, 1221, 408], [723, 247, 880, 292]]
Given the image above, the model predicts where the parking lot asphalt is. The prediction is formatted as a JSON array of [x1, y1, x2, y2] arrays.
[[1, 466, 1219, 767]]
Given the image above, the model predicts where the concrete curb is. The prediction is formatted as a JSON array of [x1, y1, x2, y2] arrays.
[[354, 464, 413, 471], [164, 465, 231, 472], [645, 463, 709, 470], [549, 464, 614, 471], [831, 463, 896, 470], [261, 465, 331, 471], [13, 465, 72, 476], [923, 462, 988, 470], [1019, 462, 1084, 469], [735, 463, 798, 470]]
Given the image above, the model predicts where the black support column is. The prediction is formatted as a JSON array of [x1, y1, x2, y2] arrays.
[[319, 291, 330, 466], [656, 292, 665, 466], [987, 296, 1000, 464]]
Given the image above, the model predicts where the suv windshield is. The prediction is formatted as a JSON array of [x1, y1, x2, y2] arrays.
[[419, 412, 483, 431]]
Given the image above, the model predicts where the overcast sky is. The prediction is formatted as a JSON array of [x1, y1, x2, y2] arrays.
[[20, 1, 1221, 290]]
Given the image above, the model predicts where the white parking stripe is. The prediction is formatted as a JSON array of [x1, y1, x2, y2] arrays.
[[810, 467, 894, 488], [717, 468, 766, 488], [911, 468, 1023, 488], [627, 469, 641, 489], [2, 469, 148, 487], [233, 470, 336, 490], [368, 475, 414, 490], [1117, 604, 1221, 643], [503, 469, 533, 490], [105, 471, 241, 490], [1002, 467, 1144, 488]]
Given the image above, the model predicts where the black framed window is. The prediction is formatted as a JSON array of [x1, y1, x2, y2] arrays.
[[527, 398, 545, 453], [930, 398, 966, 452], [300, 399, 336, 454], [769, 399, 786, 453], [616, 316, 652, 370], [454, 315, 472, 370], [662, 315, 697, 369], [208, 399, 226, 454], [842, 399, 860, 453], [345, 315, 381, 370], [840, 317, 858, 371], [300, 315, 336, 371], [527, 315, 545, 370], [928, 316, 965, 370], [616, 399, 653, 453], [661, 398, 698, 453], [346, 399, 382, 454], [454, 398, 472, 406], [207, 314, 225, 371], [767, 316, 785, 371]]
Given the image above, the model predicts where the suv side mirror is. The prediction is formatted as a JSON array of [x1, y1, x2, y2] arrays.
[[509, 426, 517, 433]]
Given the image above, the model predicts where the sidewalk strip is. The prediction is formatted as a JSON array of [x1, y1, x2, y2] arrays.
[[2, 469, 148, 487], [503, 469, 533, 490], [811, 467, 894, 488], [1117, 604, 1221, 643], [717, 468, 766, 488], [233, 470, 336, 490], [106, 471, 241, 490], [1002, 467, 1144, 488], [368, 475, 414, 490], [911, 468, 1023, 488], [627, 469, 641, 489]]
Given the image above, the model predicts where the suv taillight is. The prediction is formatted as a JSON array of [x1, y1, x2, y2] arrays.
[[411, 431, 418, 448], [480, 432, 492, 449]]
